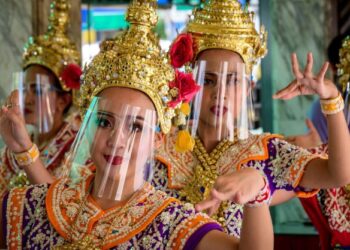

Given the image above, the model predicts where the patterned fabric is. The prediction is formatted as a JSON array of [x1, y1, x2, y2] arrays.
[[153, 132, 320, 237], [0, 122, 77, 199], [3, 173, 222, 250], [300, 144, 350, 249]]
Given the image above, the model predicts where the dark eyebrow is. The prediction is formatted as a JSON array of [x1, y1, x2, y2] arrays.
[[97, 111, 145, 121], [24, 82, 44, 86], [205, 72, 238, 77], [205, 72, 217, 77], [97, 111, 115, 119]]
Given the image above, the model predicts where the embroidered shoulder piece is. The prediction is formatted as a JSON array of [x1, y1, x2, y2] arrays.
[[308, 143, 329, 157], [4, 184, 58, 249], [46, 174, 178, 249], [248, 136, 321, 198], [156, 132, 280, 189]]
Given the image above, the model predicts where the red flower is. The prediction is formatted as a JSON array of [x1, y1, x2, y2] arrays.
[[60, 64, 82, 90], [168, 71, 201, 108], [169, 33, 194, 68]]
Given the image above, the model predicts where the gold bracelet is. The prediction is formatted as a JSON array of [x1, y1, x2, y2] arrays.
[[320, 93, 344, 115], [12, 144, 40, 167]]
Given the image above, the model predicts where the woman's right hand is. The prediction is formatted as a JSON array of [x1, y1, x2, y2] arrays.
[[195, 168, 267, 215], [273, 53, 338, 100], [0, 90, 32, 153]]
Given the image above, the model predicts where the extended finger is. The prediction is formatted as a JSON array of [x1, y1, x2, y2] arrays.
[[195, 197, 220, 212], [10, 90, 19, 105], [291, 53, 303, 79], [208, 202, 220, 216], [5, 94, 12, 107], [275, 90, 302, 100], [316, 62, 329, 81], [304, 52, 313, 77], [273, 80, 299, 99]]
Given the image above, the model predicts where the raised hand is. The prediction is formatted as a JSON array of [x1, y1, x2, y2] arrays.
[[273, 53, 338, 100], [195, 168, 266, 215], [0, 90, 32, 153]]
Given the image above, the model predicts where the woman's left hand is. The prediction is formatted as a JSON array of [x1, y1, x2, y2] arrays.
[[195, 168, 265, 215], [0, 90, 32, 153], [273, 52, 338, 100]]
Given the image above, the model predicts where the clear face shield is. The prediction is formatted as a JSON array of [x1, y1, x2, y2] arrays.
[[190, 60, 255, 143], [65, 97, 157, 201], [12, 71, 59, 139]]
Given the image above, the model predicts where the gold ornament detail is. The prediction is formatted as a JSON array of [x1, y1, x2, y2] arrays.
[[186, 0, 267, 73], [52, 236, 100, 250], [179, 137, 234, 223], [338, 36, 350, 93], [22, 0, 80, 91], [80, 0, 175, 133], [8, 171, 30, 189]]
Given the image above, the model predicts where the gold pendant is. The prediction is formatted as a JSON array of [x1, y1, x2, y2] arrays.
[[179, 138, 234, 224]]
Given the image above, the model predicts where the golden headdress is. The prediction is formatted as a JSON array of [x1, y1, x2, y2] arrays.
[[80, 0, 179, 133], [338, 36, 350, 92], [23, 0, 81, 91], [186, 0, 267, 73]]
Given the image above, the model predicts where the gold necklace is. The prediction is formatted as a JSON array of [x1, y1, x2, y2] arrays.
[[179, 137, 234, 223]]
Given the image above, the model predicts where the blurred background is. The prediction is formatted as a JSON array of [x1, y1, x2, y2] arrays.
[[0, 0, 349, 249]]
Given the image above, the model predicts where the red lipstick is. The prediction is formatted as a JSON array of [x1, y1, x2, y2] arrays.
[[210, 106, 228, 116], [103, 155, 124, 165]]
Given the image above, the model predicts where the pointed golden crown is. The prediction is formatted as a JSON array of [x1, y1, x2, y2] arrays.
[[186, 0, 267, 73], [80, 0, 176, 133], [338, 36, 350, 92], [23, 0, 80, 91]]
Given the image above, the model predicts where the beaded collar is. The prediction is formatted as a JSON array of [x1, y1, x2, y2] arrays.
[[156, 131, 280, 190], [178, 138, 235, 222], [46, 173, 177, 249], [156, 132, 280, 223]]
